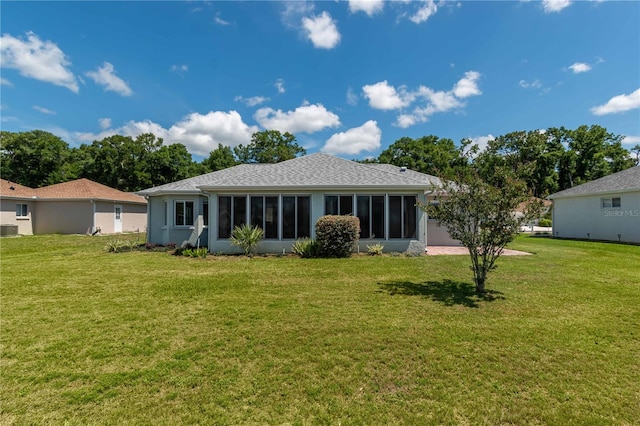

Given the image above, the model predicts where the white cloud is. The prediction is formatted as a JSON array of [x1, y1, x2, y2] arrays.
[[214, 12, 230, 25], [415, 87, 462, 113], [452, 71, 482, 98], [409, 0, 438, 24], [621, 135, 640, 146], [85, 62, 133, 96], [362, 71, 482, 128], [171, 64, 189, 73], [469, 134, 495, 152], [348, 0, 384, 16], [542, 0, 571, 13], [234, 95, 269, 107], [99, 117, 112, 130], [346, 86, 359, 106], [362, 80, 411, 110], [33, 105, 56, 115], [302, 11, 341, 49], [519, 79, 543, 89], [281, 1, 315, 28], [1, 78, 12, 86], [591, 88, 640, 116], [275, 78, 286, 94], [0, 31, 79, 92], [75, 110, 259, 157], [254, 102, 341, 134], [568, 62, 591, 73], [323, 120, 381, 155]]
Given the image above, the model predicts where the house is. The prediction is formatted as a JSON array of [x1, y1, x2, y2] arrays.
[[547, 167, 640, 243], [137, 153, 459, 254], [0, 178, 147, 235], [0, 179, 38, 235]]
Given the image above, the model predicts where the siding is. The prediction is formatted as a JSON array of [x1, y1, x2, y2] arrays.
[[552, 191, 640, 243]]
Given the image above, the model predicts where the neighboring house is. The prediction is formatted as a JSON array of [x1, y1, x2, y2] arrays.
[[0, 178, 147, 235], [0, 179, 38, 235], [138, 153, 459, 254], [547, 167, 640, 243]]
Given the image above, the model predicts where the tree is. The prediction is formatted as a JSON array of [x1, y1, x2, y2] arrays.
[[0, 130, 72, 187], [631, 144, 640, 166], [150, 143, 203, 186], [234, 130, 305, 164], [202, 144, 238, 172], [477, 130, 565, 197], [377, 135, 466, 178], [422, 170, 541, 293], [550, 125, 634, 190]]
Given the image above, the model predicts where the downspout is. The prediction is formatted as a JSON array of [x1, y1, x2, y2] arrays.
[[145, 195, 150, 243], [424, 190, 434, 250], [91, 200, 96, 234]]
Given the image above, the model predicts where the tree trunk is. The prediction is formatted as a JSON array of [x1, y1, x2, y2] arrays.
[[475, 276, 486, 294]]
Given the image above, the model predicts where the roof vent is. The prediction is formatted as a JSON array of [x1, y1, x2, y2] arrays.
[[400, 166, 407, 172]]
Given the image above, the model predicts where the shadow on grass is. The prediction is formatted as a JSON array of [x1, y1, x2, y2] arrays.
[[377, 279, 504, 308]]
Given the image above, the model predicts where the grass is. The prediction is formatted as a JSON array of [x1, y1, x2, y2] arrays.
[[1, 234, 639, 424]]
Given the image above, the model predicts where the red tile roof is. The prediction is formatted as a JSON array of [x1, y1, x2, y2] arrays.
[[35, 179, 147, 204], [0, 179, 38, 198]]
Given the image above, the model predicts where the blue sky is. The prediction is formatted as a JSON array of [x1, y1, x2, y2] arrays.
[[1, 0, 639, 160]]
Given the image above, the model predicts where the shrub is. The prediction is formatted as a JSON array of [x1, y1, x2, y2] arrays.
[[230, 224, 264, 256], [105, 240, 123, 253], [291, 238, 319, 258], [315, 215, 360, 258], [538, 219, 552, 227], [367, 243, 384, 256], [182, 247, 208, 258]]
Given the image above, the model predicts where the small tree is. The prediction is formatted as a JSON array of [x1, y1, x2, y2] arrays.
[[230, 224, 264, 256], [422, 170, 541, 293]]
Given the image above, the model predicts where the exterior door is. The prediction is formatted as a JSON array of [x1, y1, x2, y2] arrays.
[[114, 205, 123, 233]]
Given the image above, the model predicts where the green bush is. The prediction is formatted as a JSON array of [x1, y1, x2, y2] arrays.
[[230, 224, 264, 256], [315, 215, 360, 258], [182, 247, 208, 258], [291, 238, 319, 258], [538, 219, 552, 227], [367, 243, 384, 256]]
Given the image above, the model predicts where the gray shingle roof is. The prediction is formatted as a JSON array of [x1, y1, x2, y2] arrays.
[[138, 153, 441, 195], [548, 166, 640, 199]]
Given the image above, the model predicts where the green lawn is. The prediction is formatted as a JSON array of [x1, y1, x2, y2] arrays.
[[1, 235, 638, 425]]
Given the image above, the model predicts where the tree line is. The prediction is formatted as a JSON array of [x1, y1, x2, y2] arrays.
[[1, 125, 637, 195]]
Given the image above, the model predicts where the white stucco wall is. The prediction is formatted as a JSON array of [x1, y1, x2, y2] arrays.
[[0, 198, 35, 235], [94, 201, 147, 234], [427, 219, 462, 246], [552, 191, 640, 243], [146, 195, 207, 247], [33, 201, 94, 234]]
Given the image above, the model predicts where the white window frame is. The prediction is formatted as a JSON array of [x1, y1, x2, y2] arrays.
[[174, 200, 195, 227], [601, 197, 621, 209], [16, 203, 28, 218]]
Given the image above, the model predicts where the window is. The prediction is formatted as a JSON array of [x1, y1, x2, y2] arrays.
[[389, 195, 417, 239], [325, 195, 354, 215], [203, 200, 209, 226], [218, 196, 246, 238], [602, 197, 621, 208], [282, 196, 310, 239], [356, 195, 385, 239], [175, 201, 194, 226], [250, 196, 279, 239], [16, 204, 28, 218], [163, 201, 168, 226]]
